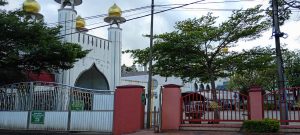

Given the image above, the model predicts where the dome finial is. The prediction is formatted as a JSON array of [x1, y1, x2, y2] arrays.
[[76, 15, 88, 32], [23, 0, 41, 14], [23, 0, 43, 20], [108, 3, 122, 17], [104, 3, 126, 27], [76, 16, 85, 29]]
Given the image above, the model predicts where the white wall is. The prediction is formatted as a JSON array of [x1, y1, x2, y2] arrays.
[[56, 8, 121, 91], [121, 74, 230, 109]]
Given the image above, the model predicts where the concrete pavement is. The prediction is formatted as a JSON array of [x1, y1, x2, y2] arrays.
[[126, 130, 300, 135]]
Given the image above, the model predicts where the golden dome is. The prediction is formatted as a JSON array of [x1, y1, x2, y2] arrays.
[[76, 16, 85, 29], [108, 3, 122, 17], [221, 47, 229, 53], [23, 0, 41, 13]]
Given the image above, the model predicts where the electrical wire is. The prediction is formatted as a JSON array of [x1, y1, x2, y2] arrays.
[[58, 0, 205, 38], [48, 0, 257, 26], [60, 10, 152, 32], [155, 7, 300, 12], [154, 0, 258, 7], [47, 6, 151, 26]]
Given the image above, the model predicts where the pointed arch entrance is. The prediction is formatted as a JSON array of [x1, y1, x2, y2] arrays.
[[75, 64, 109, 90]]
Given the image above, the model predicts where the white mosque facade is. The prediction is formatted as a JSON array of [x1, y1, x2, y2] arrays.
[[54, 0, 123, 91]]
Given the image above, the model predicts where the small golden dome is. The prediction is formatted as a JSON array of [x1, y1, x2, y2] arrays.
[[221, 47, 229, 53], [76, 16, 85, 29], [23, 0, 41, 13], [108, 3, 122, 17]]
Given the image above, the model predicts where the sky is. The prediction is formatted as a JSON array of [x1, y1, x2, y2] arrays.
[[3, 0, 300, 66]]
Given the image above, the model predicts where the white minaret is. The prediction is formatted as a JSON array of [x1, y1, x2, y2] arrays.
[[104, 4, 126, 90], [55, 0, 82, 84]]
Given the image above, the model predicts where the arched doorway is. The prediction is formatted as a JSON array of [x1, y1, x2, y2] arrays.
[[75, 64, 109, 90]]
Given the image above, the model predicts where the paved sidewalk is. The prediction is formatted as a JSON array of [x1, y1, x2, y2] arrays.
[[126, 130, 300, 135], [126, 130, 243, 135], [0, 130, 111, 135]]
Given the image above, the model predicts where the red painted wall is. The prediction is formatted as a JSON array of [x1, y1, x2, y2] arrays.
[[28, 71, 55, 82], [113, 85, 145, 135], [161, 84, 182, 130]]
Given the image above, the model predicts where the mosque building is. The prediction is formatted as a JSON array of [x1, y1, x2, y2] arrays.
[[23, 0, 125, 91]]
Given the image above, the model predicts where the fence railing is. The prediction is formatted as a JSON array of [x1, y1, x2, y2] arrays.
[[181, 89, 249, 123], [0, 81, 114, 111], [0, 81, 115, 132], [263, 87, 300, 122]]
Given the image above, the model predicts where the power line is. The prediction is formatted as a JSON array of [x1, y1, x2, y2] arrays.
[[155, 0, 258, 7], [48, 0, 255, 26], [47, 6, 151, 26], [155, 7, 300, 12], [60, 10, 152, 32], [86, 10, 151, 27], [58, 0, 205, 38]]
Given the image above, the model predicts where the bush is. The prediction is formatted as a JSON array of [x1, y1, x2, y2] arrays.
[[242, 119, 280, 133]]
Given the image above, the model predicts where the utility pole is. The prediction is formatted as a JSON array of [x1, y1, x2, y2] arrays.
[[146, 0, 154, 129], [272, 0, 288, 125]]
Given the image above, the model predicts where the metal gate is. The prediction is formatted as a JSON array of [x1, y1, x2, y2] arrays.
[[263, 87, 300, 123], [181, 89, 249, 124]]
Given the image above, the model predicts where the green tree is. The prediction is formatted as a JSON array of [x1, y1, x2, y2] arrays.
[[227, 46, 277, 95], [126, 5, 270, 122], [266, 0, 292, 25], [0, 2, 89, 85], [0, 0, 7, 6], [127, 5, 270, 90], [121, 64, 138, 73], [228, 47, 300, 94], [283, 0, 300, 9], [283, 50, 300, 87]]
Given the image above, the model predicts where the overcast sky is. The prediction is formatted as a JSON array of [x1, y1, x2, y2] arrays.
[[3, 0, 300, 66]]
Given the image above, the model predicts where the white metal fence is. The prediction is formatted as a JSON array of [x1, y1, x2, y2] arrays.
[[0, 82, 114, 132]]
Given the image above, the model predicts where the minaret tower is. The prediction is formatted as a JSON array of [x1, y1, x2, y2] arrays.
[[55, 0, 82, 42], [104, 4, 126, 90], [55, 0, 82, 84]]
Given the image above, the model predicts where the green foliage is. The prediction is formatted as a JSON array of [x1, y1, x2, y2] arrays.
[[126, 5, 270, 88], [121, 64, 138, 73], [0, 4, 89, 85], [0, 0, 7, 6], [228, 47, 300, 93], [242, 119, 280, 133], [227, 46, 277, 93], [266, 0, 292, 25], [283, 50, 300, 87], [264, 103, 277, 110]]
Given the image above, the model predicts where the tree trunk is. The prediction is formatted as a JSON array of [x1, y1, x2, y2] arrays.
[[210, 76, 220, 124]]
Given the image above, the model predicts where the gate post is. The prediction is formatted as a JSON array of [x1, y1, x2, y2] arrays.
[[113, 85, 145, 135], [249, 86, 263, 120], [161, 84, 181, 131]]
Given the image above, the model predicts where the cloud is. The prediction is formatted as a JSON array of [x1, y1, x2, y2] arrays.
[[3, 0, 300, 66]]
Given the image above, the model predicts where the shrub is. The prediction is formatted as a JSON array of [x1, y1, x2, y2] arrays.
[[242, 119, 280, 133]]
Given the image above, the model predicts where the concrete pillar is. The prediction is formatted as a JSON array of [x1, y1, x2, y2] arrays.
[[113, 85, 145, 135], [249, 86, 263, 120], [57, 6, 77, 85], [108, 27, 122, 91], [161, 84, 181, 131]]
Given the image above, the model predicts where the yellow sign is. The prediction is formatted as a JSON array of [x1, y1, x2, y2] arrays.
[[209, 101, 220, 109]]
